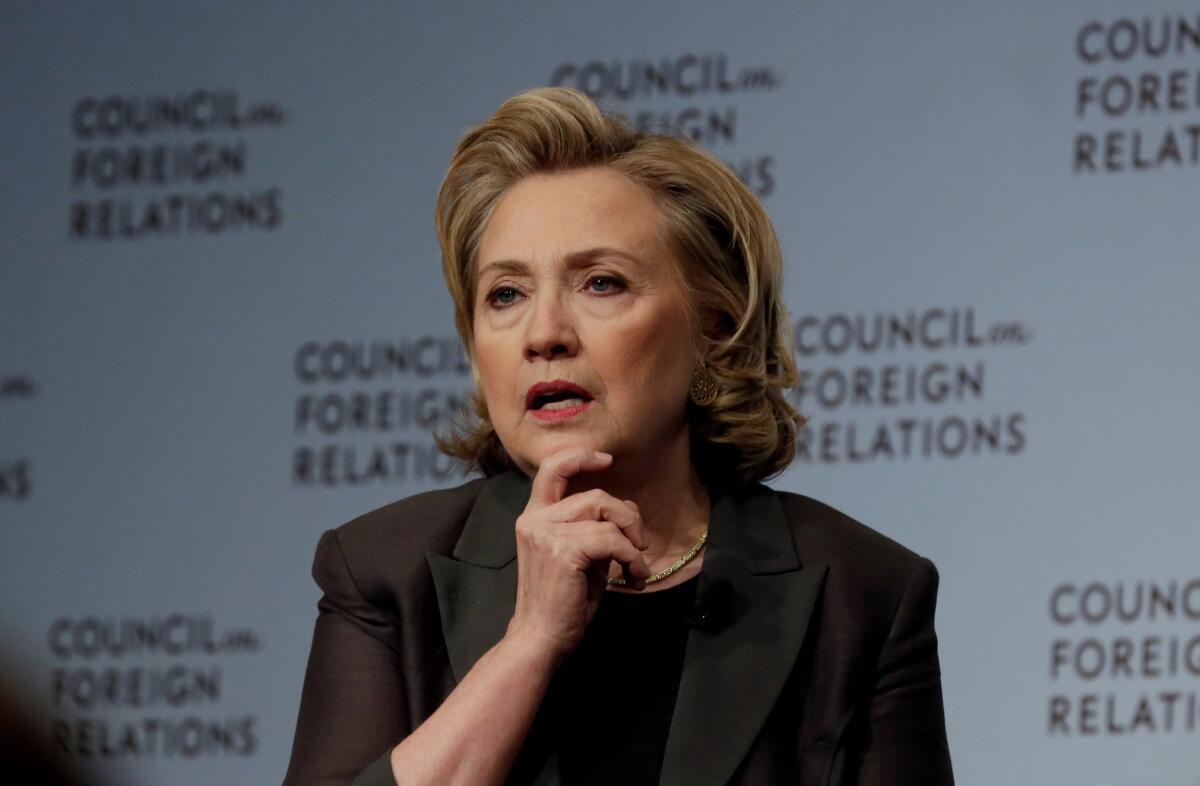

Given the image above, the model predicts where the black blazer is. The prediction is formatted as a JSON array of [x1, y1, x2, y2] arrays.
[[283, 471, 954, 786]]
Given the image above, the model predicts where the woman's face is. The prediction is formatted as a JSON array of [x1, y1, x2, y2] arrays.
[[472, 167, 699, 476]]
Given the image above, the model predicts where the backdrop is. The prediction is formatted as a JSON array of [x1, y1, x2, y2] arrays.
[[3, 2, 1199, 784]]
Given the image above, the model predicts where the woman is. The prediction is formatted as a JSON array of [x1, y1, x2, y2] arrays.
[[283, 87, 953, 786]]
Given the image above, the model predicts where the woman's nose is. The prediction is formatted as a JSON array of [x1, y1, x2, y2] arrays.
[[523, 293, 579, 361]]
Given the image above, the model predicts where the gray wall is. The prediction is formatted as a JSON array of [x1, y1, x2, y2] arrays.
[[3, 2, 1198, 783]]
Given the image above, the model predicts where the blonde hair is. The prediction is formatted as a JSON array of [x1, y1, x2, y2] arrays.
[[435, 87, 804, 485]]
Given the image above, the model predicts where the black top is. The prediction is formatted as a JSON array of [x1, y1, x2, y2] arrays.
[[555, 576, 699, 786]]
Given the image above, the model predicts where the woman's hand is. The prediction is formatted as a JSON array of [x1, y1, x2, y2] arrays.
[[505, 447, 651, 662]]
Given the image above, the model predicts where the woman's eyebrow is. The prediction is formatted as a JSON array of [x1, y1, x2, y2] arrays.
[[476, 259, 530, 281], [479, 247, 643, 278], [564, 246, 643, 268]]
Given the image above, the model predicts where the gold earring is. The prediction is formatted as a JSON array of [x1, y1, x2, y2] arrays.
[[689, 363, 717, 406]]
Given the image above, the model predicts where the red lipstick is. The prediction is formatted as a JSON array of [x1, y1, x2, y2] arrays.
[[526, 380, 594, 422]]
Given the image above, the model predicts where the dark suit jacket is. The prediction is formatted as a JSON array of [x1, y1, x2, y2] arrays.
[[282, 471, 953, 786]]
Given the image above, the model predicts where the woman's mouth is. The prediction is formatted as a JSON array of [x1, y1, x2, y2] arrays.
[[526, 381, 595, 422], [540, 395, 589, 411], [529, 398, 594, 421]]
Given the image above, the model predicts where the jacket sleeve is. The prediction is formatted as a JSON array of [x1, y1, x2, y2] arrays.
[[282, 529, 407, 786], [839, 556, 955, 786]]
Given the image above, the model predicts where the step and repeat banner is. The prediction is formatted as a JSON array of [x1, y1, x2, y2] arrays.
[[2, 2, 1198, 784]]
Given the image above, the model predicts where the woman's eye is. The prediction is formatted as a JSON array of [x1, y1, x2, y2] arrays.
[[586, 276, 624, 294], [487, 286, 521, 307]]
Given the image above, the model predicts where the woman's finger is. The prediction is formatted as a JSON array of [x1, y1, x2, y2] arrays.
[[559, 521, 651, 579], [528, 447, 612, 508], [547, 488, 646, 550]]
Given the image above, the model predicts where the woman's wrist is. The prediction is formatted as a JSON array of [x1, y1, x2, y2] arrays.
[[497, 626, 567, 674], [386, 628, 563, 784]]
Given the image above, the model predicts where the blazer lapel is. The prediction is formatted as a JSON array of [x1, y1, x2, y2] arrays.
[[427, 470, 529, 682], [659, 484, 829, 786], [427, 471, 562, 785]]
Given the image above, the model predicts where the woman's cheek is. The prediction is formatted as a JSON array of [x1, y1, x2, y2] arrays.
[[474, 354, 512, 419]]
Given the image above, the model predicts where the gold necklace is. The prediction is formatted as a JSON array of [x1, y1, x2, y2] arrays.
[[607, 528, 708, 586]]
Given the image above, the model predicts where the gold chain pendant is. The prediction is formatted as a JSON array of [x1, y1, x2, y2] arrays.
[[607, 528, 708, 586]]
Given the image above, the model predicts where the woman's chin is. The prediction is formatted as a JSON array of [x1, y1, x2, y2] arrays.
[[519, 436, 611, 469]]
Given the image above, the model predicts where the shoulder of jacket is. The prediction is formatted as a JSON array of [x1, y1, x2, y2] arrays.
[[770, 488, 930, 596], [330, 475, 489, 571]]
